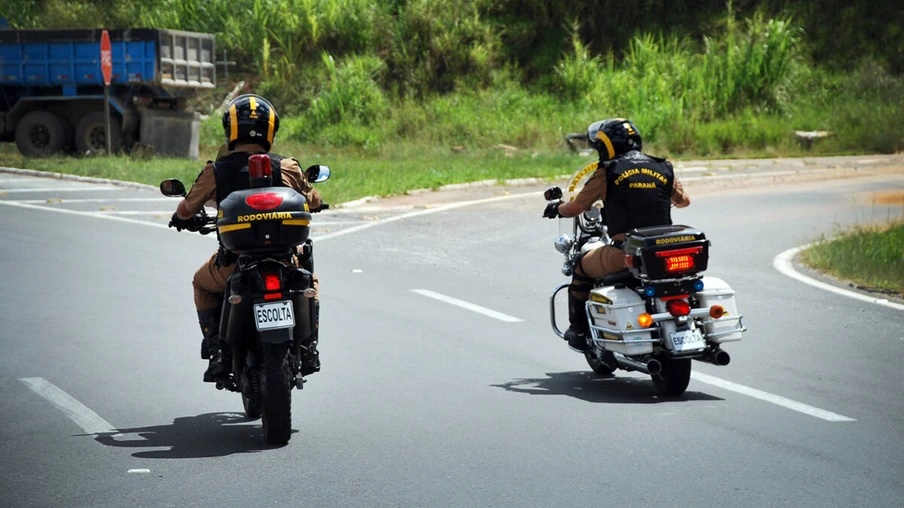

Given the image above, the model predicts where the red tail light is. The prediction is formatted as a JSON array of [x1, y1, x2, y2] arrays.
[[263, 272, 282, 300], [248, 154, 272, 179], [656, 246, 703, 273], [666, 299, 691, 317], [263, 273, 281, 291], [245, 192, 284, 210]]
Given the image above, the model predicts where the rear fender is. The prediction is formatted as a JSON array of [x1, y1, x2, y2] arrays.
[[260, 328, 293, 344]]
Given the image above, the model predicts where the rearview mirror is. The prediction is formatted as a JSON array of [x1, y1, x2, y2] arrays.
[[544, 186, 563, 201], [160, 179, 186, 197], [305, 165, 331, 183]]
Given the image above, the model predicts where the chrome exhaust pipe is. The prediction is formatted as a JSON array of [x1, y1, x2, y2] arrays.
[[694, 348, 731, 366], [614, 354, 662, 375]]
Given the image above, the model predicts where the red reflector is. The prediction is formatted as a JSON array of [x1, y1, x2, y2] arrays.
[[624, 254, 635, 268], [245, 192, 284, 210], [666, 300, 691, 317], [264, 292, 283, 301], [248, 154, 272, 179], [263, 273, 281, 291]]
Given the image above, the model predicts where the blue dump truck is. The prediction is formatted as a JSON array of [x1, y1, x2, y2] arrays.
[[0, 27, 216, 158]]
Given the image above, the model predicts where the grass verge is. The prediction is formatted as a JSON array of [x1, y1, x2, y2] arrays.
[[0, 142, 582, 205], [800, 220, 904, 296]]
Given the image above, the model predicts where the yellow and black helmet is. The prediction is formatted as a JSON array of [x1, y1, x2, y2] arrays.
[[586, 118, 642, 160], [222, 94, 280, 151]]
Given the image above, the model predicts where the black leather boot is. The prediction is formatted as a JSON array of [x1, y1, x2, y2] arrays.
[[198, 309, 228, 382], [564, 293, 590, 351], [300, 300, 320, 376]]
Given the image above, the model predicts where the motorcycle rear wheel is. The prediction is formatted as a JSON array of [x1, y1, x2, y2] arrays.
[[651, 358, 692, 396], [584, 351, 616, 376], [261, 342, 293, 445], [241, 364, 262, 420]]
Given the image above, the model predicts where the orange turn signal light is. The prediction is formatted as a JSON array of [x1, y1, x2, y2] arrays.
[[638, 313, 653, 328], [709, 305, 725, 319]]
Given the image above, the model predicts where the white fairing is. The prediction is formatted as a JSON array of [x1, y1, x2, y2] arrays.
[[696, 276, 743, 342], [587, 286, 654, 355]]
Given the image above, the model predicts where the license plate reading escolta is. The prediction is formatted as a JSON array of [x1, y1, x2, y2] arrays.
[[254, 301, 295, 331]]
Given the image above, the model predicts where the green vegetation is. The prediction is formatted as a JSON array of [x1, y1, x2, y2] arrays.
[[801, 221, 904, 296], [2, 1, 903, 204]]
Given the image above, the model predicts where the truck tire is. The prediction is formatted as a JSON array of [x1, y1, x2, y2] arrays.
[[14, 111, 71, 157], [75, 112, 121, 154]]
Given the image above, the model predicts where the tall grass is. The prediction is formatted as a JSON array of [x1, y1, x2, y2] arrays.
[[3, 1, 902, 159], [801, 220, 904, 295]]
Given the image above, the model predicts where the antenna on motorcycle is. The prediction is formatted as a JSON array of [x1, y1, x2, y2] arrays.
[[249, 154, 273, 188]]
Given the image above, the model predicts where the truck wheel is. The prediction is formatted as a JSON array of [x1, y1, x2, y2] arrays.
[[75, 112, 121, 154], [14, 111, 71, 157]]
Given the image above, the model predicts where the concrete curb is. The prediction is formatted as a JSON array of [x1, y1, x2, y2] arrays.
[[0, 166, 158, 192]]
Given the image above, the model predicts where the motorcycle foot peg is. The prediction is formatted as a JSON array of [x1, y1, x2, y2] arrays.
[[295, 374, 306, 390], [215, 377, 236, 391]]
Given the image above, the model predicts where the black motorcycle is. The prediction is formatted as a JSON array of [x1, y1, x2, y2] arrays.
[[160, 155, 330, 444]]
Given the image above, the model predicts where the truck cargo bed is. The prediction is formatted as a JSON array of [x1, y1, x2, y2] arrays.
[[0, 28, 215, 89]]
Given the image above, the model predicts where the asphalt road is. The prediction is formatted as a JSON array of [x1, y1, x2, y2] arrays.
[[1, 155, 903, 507]]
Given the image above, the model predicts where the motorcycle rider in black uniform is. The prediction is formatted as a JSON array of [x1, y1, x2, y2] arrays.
[[544, 118, 691, 352], [170, 94, 324, 383]]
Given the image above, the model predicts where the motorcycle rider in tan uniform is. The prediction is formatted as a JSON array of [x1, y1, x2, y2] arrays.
[[170, 94, 324, 383], [543, 118, 690, 352]]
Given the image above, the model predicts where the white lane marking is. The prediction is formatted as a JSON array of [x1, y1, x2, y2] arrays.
[[0, 186, 119, 193], [15, 197, 175, 204], [774, 245, 904, 311], [128, 469, 151, 474], [20, 377, 122, 435], [316, 191, 544, 241], [93, 210, 175, 215], [411, 289, 523, 322], [692, 372, 856, 422], [0, 199, 171, 229]]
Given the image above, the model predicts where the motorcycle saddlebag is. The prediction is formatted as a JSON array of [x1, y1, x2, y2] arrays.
[[217, 187, 312, 252], [624, 225, 709, 280], [587, 286, 654, 355]]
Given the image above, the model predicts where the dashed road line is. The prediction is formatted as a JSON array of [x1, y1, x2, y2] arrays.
[[411, 289, 523, 322], [692, 372, 856, 422], [20, 377, 121, 435]]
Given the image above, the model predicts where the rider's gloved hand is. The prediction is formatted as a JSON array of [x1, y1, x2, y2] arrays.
[[169, 212, 203, 231], [543, 200, 563, 219]]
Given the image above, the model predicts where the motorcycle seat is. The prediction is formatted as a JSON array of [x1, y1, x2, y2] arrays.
[[600, 269, 636, 287]]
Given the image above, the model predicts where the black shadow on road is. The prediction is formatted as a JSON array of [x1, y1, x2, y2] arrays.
[[493, 371, 723, 404], [92, 412, 297, 458]]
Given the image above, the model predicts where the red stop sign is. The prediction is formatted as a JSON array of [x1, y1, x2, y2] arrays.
[[100, 30, 112, 85]]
